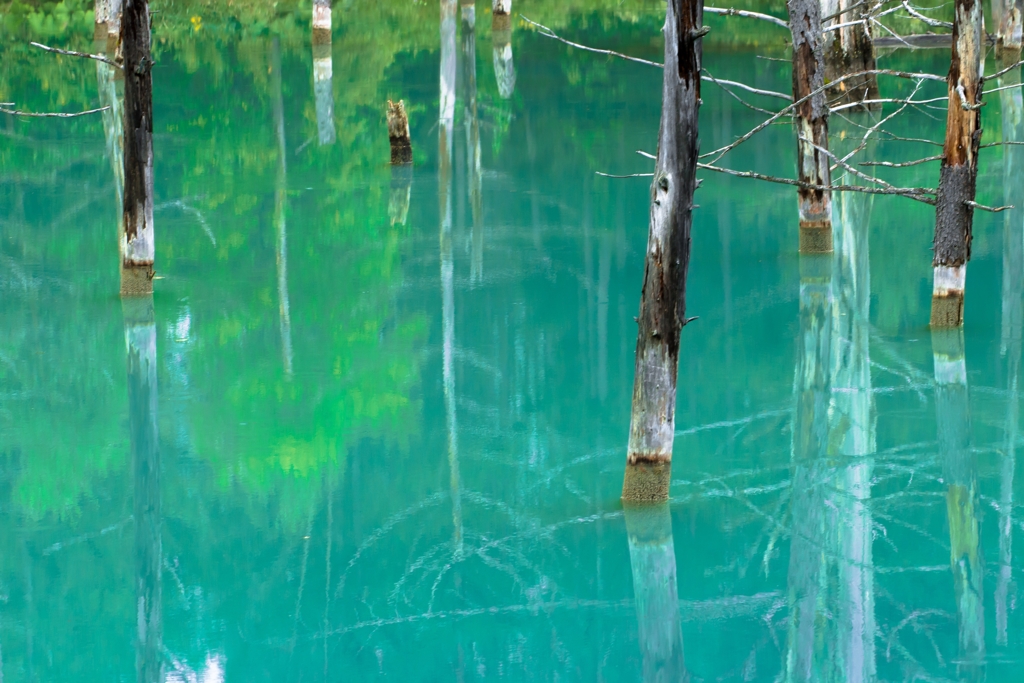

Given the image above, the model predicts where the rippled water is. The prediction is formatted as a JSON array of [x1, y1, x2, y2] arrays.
[[1, 2, 1024, 680]]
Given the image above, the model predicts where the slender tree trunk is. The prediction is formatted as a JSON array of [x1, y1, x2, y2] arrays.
[[107, 0, 122, 52], [271, 38, 294, 378], [124, 297, 162, 683], [121, 0, 155, 296], [492, 2, 516, 99], [932, 330, 985, 680], [786, 254, 833, 683], [623, 504, 688, 682], [830, 192, 877, 683], [993, 0, 1023, 54], [996, 55, 1022, 646], [441, 0, 463, 556], [95, 0, 111, 40], [622, 0, 704, 502], [312, 0, 336, 146], [788, 0, 833, 252], [820, 0, 879, 108], [96, 34, 125, 253], [931, 0, 984, 327], [462, 0, 484, 282]]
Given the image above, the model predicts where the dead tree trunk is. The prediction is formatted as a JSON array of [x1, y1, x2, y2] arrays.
[[931, 0, 984, 327], [387, 99, 413, 165], [492, 1, 516, 99], [123, 297, 162, 683], [820, 0, 879, 108], [624, 504, 688, 682], [932, 330, 985, 679], [312, 0, 336, 145], [788, 0, 833, 252], [120, 0, 155, 296], [622, 0, 703, 502], [96, 33, 125, 248], [993, 0, 1023, 55]]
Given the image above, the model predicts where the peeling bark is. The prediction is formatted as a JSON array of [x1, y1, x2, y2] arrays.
[[312, 0, 335, 146], [123, 297, 162, 683], [820, 0, 879, 108], [96, 36, 125, 257], [788, 0, 833, 250], [120, 0, 154, 296], [931, 0, 984, 327], [387, 100, 412, 165], [624, 504, 688, 682], [623, 0, 703, 502]]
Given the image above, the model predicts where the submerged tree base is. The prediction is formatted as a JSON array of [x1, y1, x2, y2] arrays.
[[622, 460, 671, 502], [121, 264, 154, 297], [799, 223, 833, 254], [931, 292, 965, 327], [492, 12, 512, 32]]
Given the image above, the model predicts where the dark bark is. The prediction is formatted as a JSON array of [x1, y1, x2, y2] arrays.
[[931, 0, 984, 326], [492, 0, 512, 31], [787, 0, 833, 250], [623, 0, 703, 502], [120, 0, 154, 296], [124, 298, 162, 683]]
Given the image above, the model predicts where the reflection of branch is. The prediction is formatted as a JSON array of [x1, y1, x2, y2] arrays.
[[0, 105, 109, 118], [30, 41, 122, 68]]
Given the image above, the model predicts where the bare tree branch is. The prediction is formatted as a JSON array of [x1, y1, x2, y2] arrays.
[[705, 6, 789, 29], [860, 154, 943, 167], [0, 105, 110, 118], [521, 16, 662, 67], [900, 1, 953, 27], [30, 41, 122, 69]]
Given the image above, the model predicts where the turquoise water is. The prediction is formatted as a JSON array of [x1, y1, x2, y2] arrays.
[[2, 3, 1024, 680]]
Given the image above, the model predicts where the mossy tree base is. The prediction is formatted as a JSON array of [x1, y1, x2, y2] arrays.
[[622, 461, 672, 502]]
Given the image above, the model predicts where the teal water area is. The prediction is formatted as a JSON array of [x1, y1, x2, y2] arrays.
[[2, 3, 1024, 680]]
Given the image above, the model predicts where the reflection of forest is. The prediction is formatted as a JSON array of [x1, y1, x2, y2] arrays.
[[0, 0, 1022, 680]]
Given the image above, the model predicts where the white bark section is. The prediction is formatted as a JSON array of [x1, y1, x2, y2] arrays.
[[933, 264, 966, 296], [440, 0, 457, 126], [108, 0, 122, 35], [312, 4, 331, 30], [934, 355, 968, 385], [493, 0, 512, 12]]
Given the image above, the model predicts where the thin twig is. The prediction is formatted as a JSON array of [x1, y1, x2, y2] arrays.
[[860, 154, 942, 167], [0, 105, 109, 118], [705, 6, 789, 29], [700, 68, 945, 164], [595, 171, 654, 178], [521, 16, 662, 67], [900, 1, 953, 28], [704, 69, 792, 101], [966, 200, 1013, 212], [30, 41, 122, 69]]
